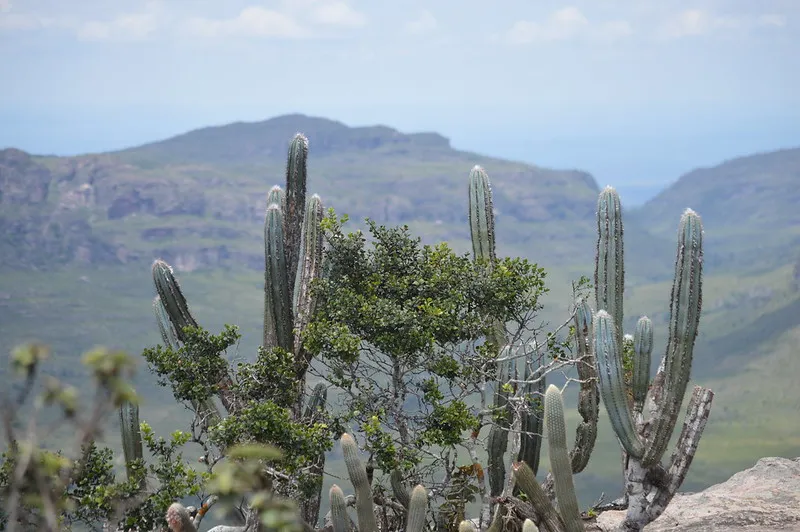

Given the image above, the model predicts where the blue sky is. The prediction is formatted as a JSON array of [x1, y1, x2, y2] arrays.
[[1, 0, 798, 202]]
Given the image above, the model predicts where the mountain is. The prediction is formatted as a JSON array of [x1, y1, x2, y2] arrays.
[[630, 147, 800, 273], [0, 114, 605, 273]]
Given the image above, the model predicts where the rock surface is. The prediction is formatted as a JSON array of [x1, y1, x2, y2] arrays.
[[593, 457, 800, 531]]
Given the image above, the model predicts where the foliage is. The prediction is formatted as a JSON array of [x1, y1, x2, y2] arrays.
[[304, 213, 548, 486]]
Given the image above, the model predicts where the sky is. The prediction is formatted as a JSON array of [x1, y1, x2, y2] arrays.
[[1, 0, 798, 203]]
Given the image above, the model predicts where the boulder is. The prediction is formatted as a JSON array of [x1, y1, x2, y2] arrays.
[[594, 457, 800, 531]]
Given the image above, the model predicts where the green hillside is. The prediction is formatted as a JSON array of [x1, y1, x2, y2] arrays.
[[630, 146, 800, 274]]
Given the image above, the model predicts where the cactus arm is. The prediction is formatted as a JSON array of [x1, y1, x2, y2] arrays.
[[119, 400, 143, 487], [293, 194, 324, 361], [153, 295, 180, 350], [570, 297, 599, 473], [390, 469, 411, 508], [594, 311, 644, 458], [544, 385, 583, 532], [405, 485, 428, 532], [263, 204, 293, 352], [340, 433, 378, 532], [641, 209, 704, 467], [267, 184, 285, 211], [284, 133, 308, 304], [468, 165, 496, 263], [518, 354, 544, 476], [512, 462, 566, 532], [152, 259, 198, 342], [487, 347, 512, 497], [329, 485, 350, 532], [594, 186, 625, 351], [631, 316, 653, 415]]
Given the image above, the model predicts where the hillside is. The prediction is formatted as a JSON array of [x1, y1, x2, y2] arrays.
[[0, 114, 610, 274], [630, 147, 800, 273]]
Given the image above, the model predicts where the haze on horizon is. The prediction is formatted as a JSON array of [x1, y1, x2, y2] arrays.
[[1, 0, 798, 205]]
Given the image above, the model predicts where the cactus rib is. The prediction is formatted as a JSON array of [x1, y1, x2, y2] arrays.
[[405, 485, 428, 532], [595, 186, 625, 350], [570, 297, 599, 473], [263, 204, 293, 352], [632, 316, 653, 413]]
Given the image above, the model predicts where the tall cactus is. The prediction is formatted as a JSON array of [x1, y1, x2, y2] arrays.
[[118, 400, 145, 490], [148, 133, 328, 525], [590, 187, 713, 531]]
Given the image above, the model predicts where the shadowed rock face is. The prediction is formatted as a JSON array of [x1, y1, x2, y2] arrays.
[[592, 457, 800, 531]]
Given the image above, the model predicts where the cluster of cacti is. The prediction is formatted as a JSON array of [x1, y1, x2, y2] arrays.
[[118, 133, 329, 526], [589, 186, 713, 531], [328, 384, 588, 532], [467, 166, 599, 506]]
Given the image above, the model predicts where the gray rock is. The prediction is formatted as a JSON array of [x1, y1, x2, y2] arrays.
[[593, 457, 800, 531]]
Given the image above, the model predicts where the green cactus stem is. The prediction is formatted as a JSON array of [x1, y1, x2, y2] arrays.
[[153, 295, 180, 350], [340, 433, 378, 532], [293, 194, 324, 360], [152, 260, 198, 343], [570, 297, 599, 473], [641, 209, 703, 467], [512, 462, 566, 532], [405, 485, 428, 532], [284, 133, 309, 303], [263, 203, 293, 353], [486, 349, 511, 497], [632, 316, 653, 414], [545, 385, 582, 532], [594, 310, 644, 458], [518, 353, 544, 476], [329, 485, 350, 532], [390, 469, 411, 508], [119, 400, 143, 486], [267, 184, 285, 211], [595, 186, 625, 350], [468, 165, 496, 263]]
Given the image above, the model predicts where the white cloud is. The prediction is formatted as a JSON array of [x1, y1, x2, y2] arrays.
[[183, 7, 307, 38], [506, 7, 632, 44], [405, 9, 437, 34], [757, 14, 787, 27], [659, 9, 788, 38], [309, 1, 366, 28], [0, 0, 11, 14], [76, 2, 163, 41]]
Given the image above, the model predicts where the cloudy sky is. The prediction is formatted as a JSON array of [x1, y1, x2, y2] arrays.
[[1, 0, 797, 199]]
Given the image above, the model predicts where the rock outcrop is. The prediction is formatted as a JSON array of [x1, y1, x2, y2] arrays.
[[593, 457, 800, 531]]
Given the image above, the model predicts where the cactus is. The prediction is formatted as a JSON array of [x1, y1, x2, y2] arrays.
[[405, 485, 428, 532], [544, 385, 582, 532], [522, 519, 539, 532], [148, 133, 328, 525], [458, 521, 477, 532], [570, 297, 599, 473], [340, 433, 378, 532], [589, 187, 713, 531], [118, 400, 144, 490], [390, 469, 411, 509], [631, 316, 653, 414], [329, 485, 350, 532], [517, 353, 544, 476]]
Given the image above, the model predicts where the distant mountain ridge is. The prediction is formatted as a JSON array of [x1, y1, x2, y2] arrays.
[[0, 114, 601, 271]]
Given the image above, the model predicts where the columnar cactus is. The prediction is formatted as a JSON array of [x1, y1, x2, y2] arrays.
[[468, 166, 599, 503], [590, 187, 713, 531], [148, 133, 328, 525]]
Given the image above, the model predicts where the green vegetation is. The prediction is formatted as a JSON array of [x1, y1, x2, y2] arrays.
[[0, 116, 798, 529]]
